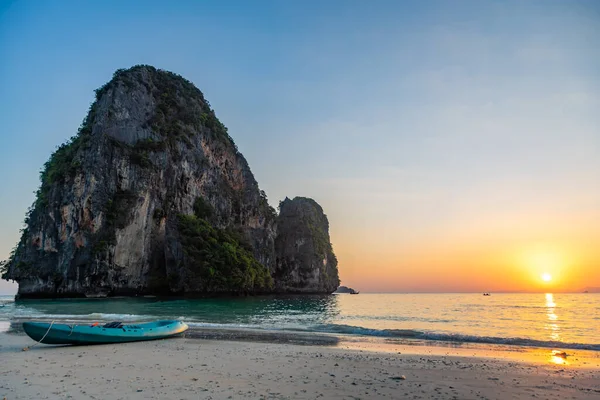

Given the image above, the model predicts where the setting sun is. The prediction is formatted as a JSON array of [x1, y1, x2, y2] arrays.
[[541, 273, 552, 282]]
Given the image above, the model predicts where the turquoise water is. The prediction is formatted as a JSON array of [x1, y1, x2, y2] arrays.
[[1, 293, 598, 350]]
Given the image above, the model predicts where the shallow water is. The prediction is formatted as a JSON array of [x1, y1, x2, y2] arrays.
[[1, 293, 598, 351]]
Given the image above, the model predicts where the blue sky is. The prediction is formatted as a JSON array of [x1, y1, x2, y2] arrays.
[[1, 0, 599, 294]]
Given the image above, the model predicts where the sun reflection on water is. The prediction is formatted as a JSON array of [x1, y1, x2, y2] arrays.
[[550, 355, 568, 365], [550, 350, 570, 365], [544, 293, 560, 341]]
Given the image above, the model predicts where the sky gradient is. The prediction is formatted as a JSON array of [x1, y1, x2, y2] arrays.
[[1, 0, 599, 294]]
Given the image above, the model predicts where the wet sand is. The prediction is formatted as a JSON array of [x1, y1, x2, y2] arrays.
[[1, 329, 599, 400]]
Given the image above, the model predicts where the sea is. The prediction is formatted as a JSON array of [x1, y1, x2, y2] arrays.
[[1, 293, 598, 351]]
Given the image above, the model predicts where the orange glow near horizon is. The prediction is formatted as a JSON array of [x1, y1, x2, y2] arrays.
[[332, 214, 600, 293]]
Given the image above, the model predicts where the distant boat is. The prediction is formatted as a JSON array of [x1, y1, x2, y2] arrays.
[[22, 320, 188, 345], [350, 291, 360, 295]]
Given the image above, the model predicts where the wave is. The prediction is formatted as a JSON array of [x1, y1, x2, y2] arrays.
[[7, 312, 158, 322], [186, 321, 263, 329], [338, 315, 454, 323], [85, 313, 157, 321], [2, 309, 598, 352], [309, 323, 600, 351]]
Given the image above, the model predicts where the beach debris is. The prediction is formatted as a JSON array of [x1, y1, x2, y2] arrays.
[[390, 375, 406, 381], [552, 350, 568, 359]]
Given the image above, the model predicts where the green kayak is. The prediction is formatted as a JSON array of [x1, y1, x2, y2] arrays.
[[22, 320, 189, 345]]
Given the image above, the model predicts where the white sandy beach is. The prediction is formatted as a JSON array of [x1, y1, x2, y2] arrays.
[[1, 330, 599, 400]]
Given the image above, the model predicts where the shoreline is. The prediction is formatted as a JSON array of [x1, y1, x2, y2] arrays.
[[2, 294, 599, 354], [3, 316, 599, 353], [3, 320, 600, 370], [2, 331, 600, 399]]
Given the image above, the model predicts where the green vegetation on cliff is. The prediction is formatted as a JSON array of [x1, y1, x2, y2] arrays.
[[92, 190, 138, 255], [8, 65, 239, 267], [101, 65, 238, 151], [308, 221, 332, 258], [37, 64, 237, 200], [176, 197, 273, 293], [36, 105, 95, 208], [278, 197, 333, 258], [2, 101, 98, 272]]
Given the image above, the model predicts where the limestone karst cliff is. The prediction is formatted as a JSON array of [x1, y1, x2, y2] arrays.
[[274, 197, 339, 294], [1, 65, 339, 298]]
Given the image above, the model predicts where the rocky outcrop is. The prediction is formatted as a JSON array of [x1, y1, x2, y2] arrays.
[[333, 286, 358, 294], [274, 197, 339, 293], [1, 65, 339, 298]]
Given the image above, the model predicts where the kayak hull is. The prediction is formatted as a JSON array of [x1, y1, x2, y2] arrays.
[[22, 320, 189, 345]]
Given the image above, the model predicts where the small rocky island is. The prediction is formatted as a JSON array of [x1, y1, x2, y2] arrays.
[[1, 65, 340, 298], [334, 286, 359, 294]]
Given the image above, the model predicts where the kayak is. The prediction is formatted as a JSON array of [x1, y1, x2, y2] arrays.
[[22, 320, 189, 345]]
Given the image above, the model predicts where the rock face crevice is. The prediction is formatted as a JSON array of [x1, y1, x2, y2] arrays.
[[1, 65, 339, 298]]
